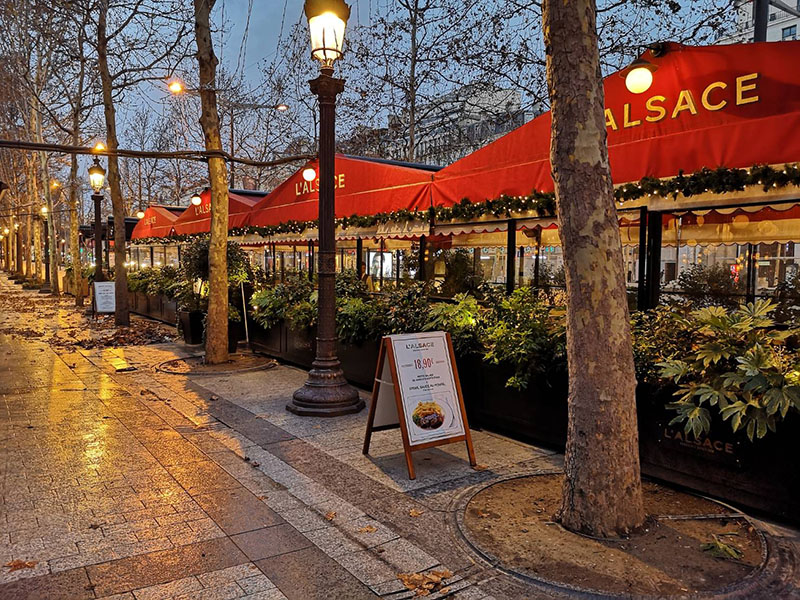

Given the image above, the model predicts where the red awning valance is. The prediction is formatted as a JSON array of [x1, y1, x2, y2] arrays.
[[246, 155, 434, 228], [130, 205, 185, 240], [431, 41, 800, 207], [172, 190, 264, 235]]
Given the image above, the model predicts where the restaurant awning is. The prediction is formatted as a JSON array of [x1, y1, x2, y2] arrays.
[[431, 41, 800, 207], [172, 189, 265, 235], [245, 155, 437, 230], [130, 205, 185, 240]]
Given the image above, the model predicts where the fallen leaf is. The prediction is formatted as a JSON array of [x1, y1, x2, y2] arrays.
[[439, 587, 451, 594], [250, 462, 260, 468], [701, 535, 742, 560], [358, 525, 377, 534], [4, 559, 37, 572], [472, 464, 488, 471], [397, 570, 452, 596], [324, 511, 337, 521], [409, 509, 424, 517], [477, 510, 490, 518]]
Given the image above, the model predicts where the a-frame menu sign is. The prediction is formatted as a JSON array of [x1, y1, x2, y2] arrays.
[[362, 331, 476, 479]]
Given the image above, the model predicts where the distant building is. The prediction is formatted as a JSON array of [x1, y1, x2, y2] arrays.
[[392, 84, 541, 167], [720, 0, 800, 43], [338, 84, 541, 168]]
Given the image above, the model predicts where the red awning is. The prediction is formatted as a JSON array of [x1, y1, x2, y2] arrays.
[[172, 190, 264, 235], [431, 41, 800, 206], [130, 205, 185, 240], [246, 155, 434, 228]]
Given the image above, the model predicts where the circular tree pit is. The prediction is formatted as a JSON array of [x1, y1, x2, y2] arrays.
[[461, 474, 767, 597]]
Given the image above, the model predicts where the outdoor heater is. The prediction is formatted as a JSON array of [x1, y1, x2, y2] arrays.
[[288, 0, 363, 417]]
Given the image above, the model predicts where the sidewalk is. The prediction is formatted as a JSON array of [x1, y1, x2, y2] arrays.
[[0, 276, 563, 599]]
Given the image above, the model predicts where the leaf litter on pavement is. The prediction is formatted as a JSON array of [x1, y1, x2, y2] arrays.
[[397, 569, 453, 596]]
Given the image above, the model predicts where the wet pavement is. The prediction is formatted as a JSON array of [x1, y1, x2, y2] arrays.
[[0, 275, 564, 599], [2, 274, 798, 599]]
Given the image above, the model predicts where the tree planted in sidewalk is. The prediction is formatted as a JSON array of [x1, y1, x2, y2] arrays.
[[543, 0, 645, 537], [192, 0, 229, 364]]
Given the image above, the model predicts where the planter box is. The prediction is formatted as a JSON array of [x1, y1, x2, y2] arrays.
[[338, 339, 381, 389], [637, 384, 800, 523], [284, 326, 316, 368], [178, 310, 204, 345], [249, 321, 285, 357], [470, 363, 568, 451], [162, 299, 177, 325]]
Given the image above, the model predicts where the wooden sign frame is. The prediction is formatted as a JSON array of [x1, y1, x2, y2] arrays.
[[362, 332, 476, 479]]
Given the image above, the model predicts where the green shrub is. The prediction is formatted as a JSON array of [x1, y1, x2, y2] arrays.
[[483, 286, 566, 390], [672, 264, 744, 308], [655, 300, 800, 440], [250, 273, 314, 330], [336, 297, 387, 345], [425, 293, 482, 356]]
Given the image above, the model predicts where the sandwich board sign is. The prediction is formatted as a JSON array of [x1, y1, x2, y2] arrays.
[[92, 281, 116, 315], [362, 331, 476, 479]]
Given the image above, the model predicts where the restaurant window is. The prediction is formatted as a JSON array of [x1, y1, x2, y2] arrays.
[[166, 245, 179, 267]]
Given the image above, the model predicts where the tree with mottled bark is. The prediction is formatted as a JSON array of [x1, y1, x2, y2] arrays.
[[192, 0, 229, 364], [92, 0, 192, 325], [543, 0, 645, 537]]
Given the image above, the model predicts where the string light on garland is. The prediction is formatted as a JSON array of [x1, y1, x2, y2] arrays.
[[129, 163, 800, 245]]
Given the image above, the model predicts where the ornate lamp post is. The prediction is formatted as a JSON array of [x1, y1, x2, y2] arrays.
[[88, 157, 106, 282], [39, 206, 52, 293], [288, 0, 363, 416]]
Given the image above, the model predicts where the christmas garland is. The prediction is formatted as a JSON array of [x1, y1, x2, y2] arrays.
[[130, 163, 800, 245]]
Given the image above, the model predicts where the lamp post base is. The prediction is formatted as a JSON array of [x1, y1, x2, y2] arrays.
[[288, 361, 364, 417]]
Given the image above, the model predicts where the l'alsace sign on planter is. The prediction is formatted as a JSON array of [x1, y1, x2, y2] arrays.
[[363, 331, 477, 479]]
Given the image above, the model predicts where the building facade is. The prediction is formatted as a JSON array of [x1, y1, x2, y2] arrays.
[[721, 0, 800, 43]]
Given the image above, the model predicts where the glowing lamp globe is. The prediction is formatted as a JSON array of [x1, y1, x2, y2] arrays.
[[305, 0, 350, 68], [302, 167, 317, 182], [41, 206, 48, 216], [191, 193, 202, 206], [624, 59, 656, 94], [168, 80, 185, 94], [88, 159, 106, 193], [136, 209, 145, 219]]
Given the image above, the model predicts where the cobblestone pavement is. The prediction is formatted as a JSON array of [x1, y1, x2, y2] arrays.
[[1, 276, 798, 600]]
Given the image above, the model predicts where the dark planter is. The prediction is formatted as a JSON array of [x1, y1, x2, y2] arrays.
[[146, 293, 163, 320], [249, 321, 285, 357], [637, 384, 800, 523], [228, 325, 239, 354], [454, 354, 485, 427], [178, 310, 204, 345], [338, 338, 381, 389], [283, 326, 316, 368], [162, 299, 178, 325], [470, 363, 568, 451]]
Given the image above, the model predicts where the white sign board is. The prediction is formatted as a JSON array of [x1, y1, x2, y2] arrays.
[[93, 281, 116, 314], [363, 331, 475, 479], [389, 332, 466, 445]]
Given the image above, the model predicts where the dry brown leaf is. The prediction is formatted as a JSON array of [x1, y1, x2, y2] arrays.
[[477, 510, 491, 518], [439, 587, 451, 594], [398, 570, 451, 596], [324, 511, 337, 521], [358, 525, 377, 534], [409, 508, 424, 517], [473, 464, 488, 471], [4, 559, 37, 572]]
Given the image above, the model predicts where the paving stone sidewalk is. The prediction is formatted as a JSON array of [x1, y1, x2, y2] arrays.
[[1, 276, 798, 600]]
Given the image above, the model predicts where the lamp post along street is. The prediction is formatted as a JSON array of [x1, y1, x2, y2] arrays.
[[89, 158, 106, 282], [289, 0, 363, 416]]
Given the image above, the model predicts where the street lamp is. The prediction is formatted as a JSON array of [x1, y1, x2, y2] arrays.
[[624, 58, 656, 94], [288, 0, 362, 417], [135, 209, 146, 219], [302, 166, 317, 182], [88, 157, 106, 282], [191, 192, 202, 206]]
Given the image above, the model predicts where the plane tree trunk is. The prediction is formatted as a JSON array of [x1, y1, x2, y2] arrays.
[[193, 0, 229, 364], [543, 0, 645, 537]]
